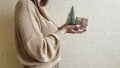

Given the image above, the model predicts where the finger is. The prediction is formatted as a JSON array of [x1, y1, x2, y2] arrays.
[[75, 25, 81, 28], [77, 30, 86, 34], [67, 25, 76, 29], [71, 29, 80, 33], [71, 25, 81, 29], [75, 30, 86, 34]]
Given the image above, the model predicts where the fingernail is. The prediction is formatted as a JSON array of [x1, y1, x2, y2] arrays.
[[76, 25, 80, 28]]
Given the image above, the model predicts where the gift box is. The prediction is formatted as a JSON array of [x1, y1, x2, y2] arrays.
[[75, 17, 88, 30]]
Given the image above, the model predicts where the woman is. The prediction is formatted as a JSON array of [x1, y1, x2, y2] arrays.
[[15, 0, 86, 68]]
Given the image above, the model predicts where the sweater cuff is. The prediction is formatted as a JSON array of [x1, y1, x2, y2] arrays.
[[52, 30, 65, 41]]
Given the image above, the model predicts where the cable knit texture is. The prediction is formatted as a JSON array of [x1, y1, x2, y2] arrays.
[[15, 0, 63, 68]]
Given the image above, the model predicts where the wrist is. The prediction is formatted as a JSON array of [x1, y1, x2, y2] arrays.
[[59, 28, 67, 34]]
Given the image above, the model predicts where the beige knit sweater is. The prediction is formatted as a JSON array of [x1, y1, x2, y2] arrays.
[[15, 0, 63, 68]]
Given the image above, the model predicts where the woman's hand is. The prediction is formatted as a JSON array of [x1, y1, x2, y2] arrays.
[[58, 23, 86, 34]]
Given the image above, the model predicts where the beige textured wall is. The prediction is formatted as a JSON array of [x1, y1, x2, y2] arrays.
[[46, 0, 120, 68], [0, 0, 120, 68], [0, 0, 22, 68]]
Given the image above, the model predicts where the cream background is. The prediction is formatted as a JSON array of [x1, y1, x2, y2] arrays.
[[0, 0, 120, 68]]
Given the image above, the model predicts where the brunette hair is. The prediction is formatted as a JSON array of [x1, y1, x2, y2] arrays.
[[31, 0, 48, 6], [41, 0, 48, 6]]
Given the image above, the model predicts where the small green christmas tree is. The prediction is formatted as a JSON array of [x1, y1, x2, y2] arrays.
[[66, 6, 75, 25]]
